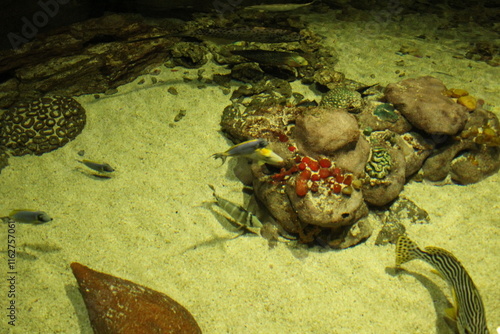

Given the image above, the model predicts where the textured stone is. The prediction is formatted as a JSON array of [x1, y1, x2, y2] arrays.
[[294, 107, 360, 155], [71, 262, 202, 334], [285, 177, 368, 229], [395, 132, 433, 177], [330, 135, 371, 177], [450, 148, 500, 184], [331, 220, 372, 249], [385, 76, 468, 135]]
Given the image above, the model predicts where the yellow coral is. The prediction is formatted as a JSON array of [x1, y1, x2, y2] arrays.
[[457, 95, 477, 111], [444, 88, 469, 98]]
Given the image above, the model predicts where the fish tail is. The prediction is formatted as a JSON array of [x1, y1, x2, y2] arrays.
[[211, 153, 227, 165], [395, 235, 424, 267]]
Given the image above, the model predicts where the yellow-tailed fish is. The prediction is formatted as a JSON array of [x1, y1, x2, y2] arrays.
[[78, 159, 115, 173], [208, 185, 262, 235], [9, 210, 53, 224], [211, 138, 284, 166], [396, 235, 489, 334]]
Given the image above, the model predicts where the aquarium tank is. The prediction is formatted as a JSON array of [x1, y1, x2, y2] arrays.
[[0, 0, 498, 333]]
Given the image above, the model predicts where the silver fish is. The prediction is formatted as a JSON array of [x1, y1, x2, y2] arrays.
[[8, 210, 53, 224], [78, 160, 115, 173], [396, 235, 489, 334]]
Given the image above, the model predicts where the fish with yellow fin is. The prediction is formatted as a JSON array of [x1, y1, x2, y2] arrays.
[[395, 235, 489, 334], [211, 138, 284, 166]]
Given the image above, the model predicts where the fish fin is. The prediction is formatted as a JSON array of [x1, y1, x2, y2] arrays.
[[430, 269, 444, 278], [395, 235, 421, 267], [445, 305, 458, 321], [444, 287, 459, 333], [443, 311, 459, 334], [211, 153, 227, 166], [9, 209, 33, 216]]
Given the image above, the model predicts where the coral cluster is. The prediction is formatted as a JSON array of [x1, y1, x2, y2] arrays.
[[0, 96, 86, 156], [220, 75, 500, 247]]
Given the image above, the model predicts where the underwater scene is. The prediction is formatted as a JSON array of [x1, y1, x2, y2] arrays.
[[0, 0, 499, 333]]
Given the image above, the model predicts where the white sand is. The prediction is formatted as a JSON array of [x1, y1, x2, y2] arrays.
[[1, 8, 499, 334]]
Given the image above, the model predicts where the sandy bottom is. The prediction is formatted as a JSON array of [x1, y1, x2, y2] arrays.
[[1, 8, 499, 334]]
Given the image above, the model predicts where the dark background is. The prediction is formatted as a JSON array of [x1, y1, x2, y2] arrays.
[[1, 0, 499, 50]]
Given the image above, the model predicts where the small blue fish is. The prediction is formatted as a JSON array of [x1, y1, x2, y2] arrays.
[[77, 160, 115, 173], [211, 138, 284, 166], [9, 210, 53, 224]]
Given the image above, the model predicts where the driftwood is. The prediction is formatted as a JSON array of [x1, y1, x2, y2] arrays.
[[0, 14, 175, 109]]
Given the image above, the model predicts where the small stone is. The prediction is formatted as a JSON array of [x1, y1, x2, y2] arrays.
[[387, 196, 430, 224], [174, 109, 187, 122], [342, 185, 353, 195], [351, 179, 363, 190], [168, 87, 178, 95], [457, 95, 477, 111], [375, 219, 406, 245]]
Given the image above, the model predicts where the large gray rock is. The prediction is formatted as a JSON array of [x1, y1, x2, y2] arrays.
[[385, 76, 468, 135], [294, 107, 360, 155]]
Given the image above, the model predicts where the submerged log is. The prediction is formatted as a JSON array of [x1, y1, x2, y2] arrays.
[[0, 14, 175, 108]]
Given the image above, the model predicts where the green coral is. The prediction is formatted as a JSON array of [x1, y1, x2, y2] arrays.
[[365, 146, 392, 179], [320, 86, 363, 112], [373, 103, 399, 123]]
